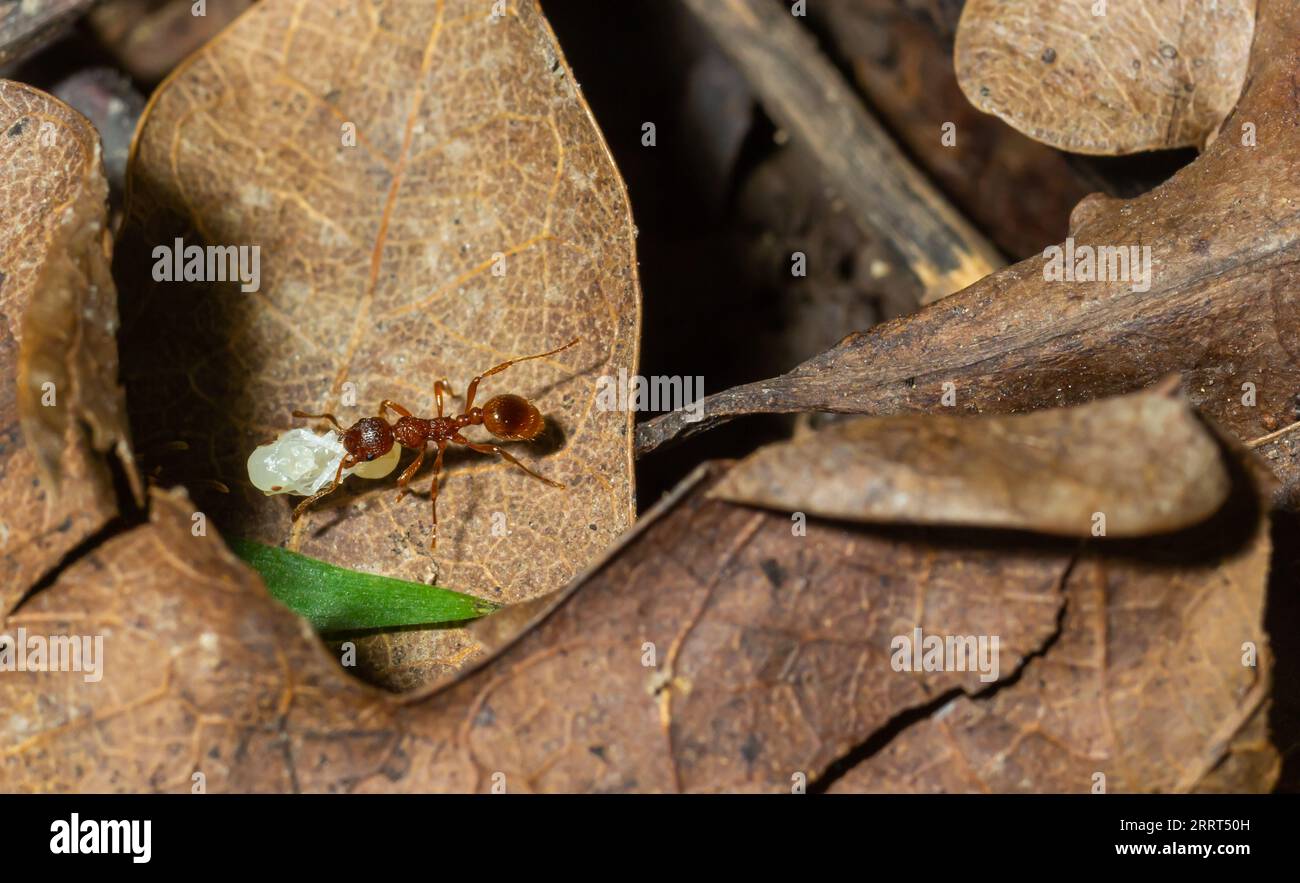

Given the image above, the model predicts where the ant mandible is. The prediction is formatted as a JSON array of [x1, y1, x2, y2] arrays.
[[290, 337, 579, 548]]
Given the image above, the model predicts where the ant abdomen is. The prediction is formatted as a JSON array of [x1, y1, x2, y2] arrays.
[[481, 394, 545, 441]]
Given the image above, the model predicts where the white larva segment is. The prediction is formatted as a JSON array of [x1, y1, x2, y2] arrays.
[[352, 444, 401, 479], [247, 428, 400, 496], [247, 428, 346, 496]]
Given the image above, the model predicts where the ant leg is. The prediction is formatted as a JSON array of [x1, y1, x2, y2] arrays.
[[292, 410, 343, 431], [394, 445, 425, 499], [291, 454, 356, 520], [463, 337, 580, 410], [379, 399, 413, 420], [453, 434, 564, 488], [434, 380, 456, 418], [429, 440, 447, 550]]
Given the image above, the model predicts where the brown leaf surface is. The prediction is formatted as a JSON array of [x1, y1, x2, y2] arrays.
[[711, 386, 1229, 537], [114, 0, 640, 690], [0, 80, 136, 615], [955, 0, 1254, 155], [828, 459, 1277, 793], [0, 474, 1074, 792], [638, 0, 1300, 509]]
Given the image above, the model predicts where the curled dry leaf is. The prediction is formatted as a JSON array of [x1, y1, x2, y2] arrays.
[[114, 0, 639, 690], [955, 0, 1254, 155], [829, 459, 1277, 793], [638, 0, 1300, 509], [0, 80, 137, 614], [711, 386, 1230, 537]]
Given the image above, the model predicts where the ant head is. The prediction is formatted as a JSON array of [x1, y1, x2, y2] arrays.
[[342, 417, 396, 461], [481, 394, 545, 441]]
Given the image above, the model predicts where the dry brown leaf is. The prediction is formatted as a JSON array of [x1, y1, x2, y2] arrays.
[[0, 474, 1074, 792], [828, 459, 1277, 792], [0, 80, 137, 615], [114, 0, 639, 690], [955, 0, 1254, 155], [639, 0, 1300, 509], [711, 385, 1229, 537], [1, 487, 378, 791]]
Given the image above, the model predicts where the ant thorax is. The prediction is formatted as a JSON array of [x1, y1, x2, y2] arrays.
[[393, 415, 444, 448]]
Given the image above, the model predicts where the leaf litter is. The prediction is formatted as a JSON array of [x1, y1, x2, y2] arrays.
[[0, 0, 1292, 792]]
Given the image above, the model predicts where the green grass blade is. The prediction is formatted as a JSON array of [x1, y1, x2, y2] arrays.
[[228, 538, 498, 633]]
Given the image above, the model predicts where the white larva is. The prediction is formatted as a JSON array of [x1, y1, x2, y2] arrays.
[[246, 427, 400, 496]]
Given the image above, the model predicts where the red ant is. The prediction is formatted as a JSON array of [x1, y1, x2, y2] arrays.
[[290, 338, 579, 548]]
